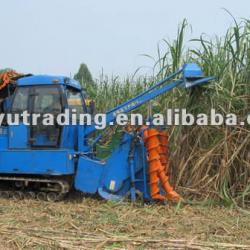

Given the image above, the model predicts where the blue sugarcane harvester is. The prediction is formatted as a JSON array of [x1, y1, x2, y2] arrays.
[[0, 64, 214, 202]]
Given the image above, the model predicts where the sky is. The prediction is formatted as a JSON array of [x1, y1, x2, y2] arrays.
[[0, 0, 249, 78]]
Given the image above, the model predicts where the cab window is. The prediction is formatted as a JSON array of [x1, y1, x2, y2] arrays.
[[32, 86, 62, 114], [30, 86, 62, 147], [12, 87, 29, 113], [66, 88, 85, 114]]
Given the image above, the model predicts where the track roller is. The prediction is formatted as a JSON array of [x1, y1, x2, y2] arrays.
[[12, 191, 24, 200], [46, 192, 59, 202], [37, 192, 47, 201], [24, 192, 36, 199], [0, 191, 10, 199]]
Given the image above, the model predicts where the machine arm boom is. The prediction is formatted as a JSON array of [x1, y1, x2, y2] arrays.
[[84, 63, 215, 136]]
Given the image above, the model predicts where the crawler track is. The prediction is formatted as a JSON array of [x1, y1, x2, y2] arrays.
[[0, 176, 71, 201]]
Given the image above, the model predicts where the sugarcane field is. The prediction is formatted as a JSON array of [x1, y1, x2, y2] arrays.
[[0, 1, 250, 249]]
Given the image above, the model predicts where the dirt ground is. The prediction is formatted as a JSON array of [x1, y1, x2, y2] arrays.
[[0, 194, 249, 250]]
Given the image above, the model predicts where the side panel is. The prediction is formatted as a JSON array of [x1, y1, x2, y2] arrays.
[[74, 156, 104, 193], [60, 125, 78, 149], [0, 150, 75, 175], [0, 127, 8, 149], [9, 125, 28, 149], [100, 139, 131, 193]]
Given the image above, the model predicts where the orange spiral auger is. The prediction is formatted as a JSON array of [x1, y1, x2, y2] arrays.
[[143, 128, 165, 201], [0, 70, 20, 91], [142, 127, 181, 202], [158, 131, 169, 174]]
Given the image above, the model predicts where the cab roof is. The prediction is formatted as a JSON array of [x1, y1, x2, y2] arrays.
[[16, 75, 82, 90]]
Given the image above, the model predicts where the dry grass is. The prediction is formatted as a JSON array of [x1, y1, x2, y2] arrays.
[[0, 193, 249, 249]]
